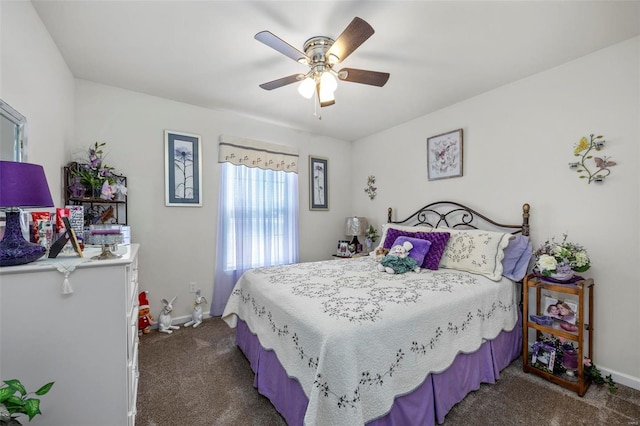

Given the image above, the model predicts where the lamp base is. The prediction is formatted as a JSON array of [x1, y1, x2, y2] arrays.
[[349, 236, 361, 253], [0, 211, 46, 266]]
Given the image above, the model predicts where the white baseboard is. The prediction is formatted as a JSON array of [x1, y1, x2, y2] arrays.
[[601, 366, 640, 391]]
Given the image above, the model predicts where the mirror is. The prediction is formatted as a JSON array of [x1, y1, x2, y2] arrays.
[[0, 99, 28, 162]]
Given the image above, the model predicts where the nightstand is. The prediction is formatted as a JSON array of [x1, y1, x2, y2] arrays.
[[332, 253, 368, 259], [522, 273, 594, 396]]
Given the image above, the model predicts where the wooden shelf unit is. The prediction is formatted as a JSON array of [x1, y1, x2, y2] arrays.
[[63, 163, 127, 227], [522, 273, 594, 396]]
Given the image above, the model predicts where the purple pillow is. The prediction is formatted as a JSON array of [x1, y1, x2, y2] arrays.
[[383, 229, 418, 249], [415, 232, 451, 270], [502, 235, 532, 281], [391, 236, 432, 267]]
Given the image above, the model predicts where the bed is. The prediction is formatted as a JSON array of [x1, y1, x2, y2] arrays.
[[222, 201, 531, 425]]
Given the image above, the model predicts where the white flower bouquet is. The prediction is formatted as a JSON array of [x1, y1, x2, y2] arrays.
[[534, 233, 590, 277]]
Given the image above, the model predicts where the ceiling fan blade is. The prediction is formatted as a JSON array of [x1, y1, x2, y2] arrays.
[[337, 68, 390, 87], [326, 17, 374, 64], [259, 74, 305, 90], [255, 31, 307, 63]]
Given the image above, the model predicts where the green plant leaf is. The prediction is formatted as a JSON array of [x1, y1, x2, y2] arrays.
[[0, 388, 13, 403], [23, 399, 42, 421], [35, 382, 54, 396], [2, 380, 25, 397], [4, 395, 23, 408]]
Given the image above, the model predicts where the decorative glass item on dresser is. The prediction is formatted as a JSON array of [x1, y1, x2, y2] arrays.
[[0, 161, 54, 266]]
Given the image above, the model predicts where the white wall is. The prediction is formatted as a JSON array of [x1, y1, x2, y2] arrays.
[[74, 80, 352, 322], [0, 0, 75, 391], [3, 0, 638, 392], [0, 0, 75, 204], [351, 37, 640, 389]]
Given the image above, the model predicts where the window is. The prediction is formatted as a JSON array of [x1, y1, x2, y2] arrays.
[[212, 161, 299, 315]]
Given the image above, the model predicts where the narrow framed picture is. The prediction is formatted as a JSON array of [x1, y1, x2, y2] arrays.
[[532, 341, 556, 372], [165, 130, 202, 207], [427, 128, 463, 181], [309, 155, 328, 210]]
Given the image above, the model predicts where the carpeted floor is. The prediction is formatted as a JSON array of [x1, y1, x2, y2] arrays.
[[136, 317, 640, 425]]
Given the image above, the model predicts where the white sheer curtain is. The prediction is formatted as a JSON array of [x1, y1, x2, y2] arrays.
[[211, 158, 299, 316]]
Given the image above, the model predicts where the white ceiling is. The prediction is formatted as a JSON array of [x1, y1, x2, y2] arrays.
[[32, 1, 640, 141]]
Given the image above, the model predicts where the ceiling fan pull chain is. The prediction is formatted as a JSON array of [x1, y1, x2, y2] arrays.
[[314, 90, 322, 120]]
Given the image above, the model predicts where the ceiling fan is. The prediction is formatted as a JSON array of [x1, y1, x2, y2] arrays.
[[255, 17, 390, 107]]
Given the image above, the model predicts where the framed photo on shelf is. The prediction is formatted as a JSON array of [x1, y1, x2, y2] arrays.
[[165, 130, 202, 207], [542, 295, 560, 319], [309, 155, 328, 210], [532, 341, 556, 372], [337, 240, 351, 257], [427, 128, 463, 181], [543, 293, 578, 324]]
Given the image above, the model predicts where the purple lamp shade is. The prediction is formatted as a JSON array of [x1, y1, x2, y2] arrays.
[[0, 161, 54, 208], [0, 161, 54, 266]]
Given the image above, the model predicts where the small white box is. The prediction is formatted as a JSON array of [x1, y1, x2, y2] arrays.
[[121, 226, 131, 244]]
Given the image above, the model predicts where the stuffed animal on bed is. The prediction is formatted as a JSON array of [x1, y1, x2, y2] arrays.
[[377, 241, 421, 274], [372, 246, 389, 261]]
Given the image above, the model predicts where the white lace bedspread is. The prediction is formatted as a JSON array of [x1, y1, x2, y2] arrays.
[[222, 256, 518, 426]]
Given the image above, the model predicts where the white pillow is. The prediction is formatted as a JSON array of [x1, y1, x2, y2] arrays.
[[376, 222, 434, 250], [438, 228, 513, 281]]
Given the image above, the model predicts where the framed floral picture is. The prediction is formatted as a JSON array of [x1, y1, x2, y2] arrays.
[[427, 128, 463, 181], [165, 130, 202, 207], [309, 155, 328, 210]]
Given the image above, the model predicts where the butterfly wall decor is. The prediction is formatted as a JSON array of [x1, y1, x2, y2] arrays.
[[570, 134, 616, 184]]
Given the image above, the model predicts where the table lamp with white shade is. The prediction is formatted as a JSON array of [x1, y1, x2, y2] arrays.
[[345, 216, 368, 253]]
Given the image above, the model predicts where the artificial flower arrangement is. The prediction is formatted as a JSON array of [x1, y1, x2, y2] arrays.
[[364, 225, 380, 250], [534, 233, 590, 278], [70, 142, 126, 200], [535, 335, 617, 393]]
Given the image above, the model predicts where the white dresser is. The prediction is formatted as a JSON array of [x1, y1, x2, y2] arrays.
[[0, 244, 140, 426]]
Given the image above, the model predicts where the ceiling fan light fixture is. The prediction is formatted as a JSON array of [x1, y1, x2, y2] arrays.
[[320, 71, 338, 93], [298, 77, 315, 99], [318, 79, 336, 107], [255, 17, 388, 110]]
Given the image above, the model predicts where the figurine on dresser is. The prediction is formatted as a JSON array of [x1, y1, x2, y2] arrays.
[[184, 289, 208, 328]]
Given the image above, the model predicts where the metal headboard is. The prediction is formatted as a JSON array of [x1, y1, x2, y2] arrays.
[[387, 201, 530, 236]]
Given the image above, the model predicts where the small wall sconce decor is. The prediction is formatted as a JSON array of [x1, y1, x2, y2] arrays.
[[364, 175, 377, 200], [570, 134, 616, 184]]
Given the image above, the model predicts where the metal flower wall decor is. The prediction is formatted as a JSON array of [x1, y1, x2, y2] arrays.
[[364, 175, 377, 200], [569, 134, 616, 184]]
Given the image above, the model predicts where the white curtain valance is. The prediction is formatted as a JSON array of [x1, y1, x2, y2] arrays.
[[218, 135, 299, 173]]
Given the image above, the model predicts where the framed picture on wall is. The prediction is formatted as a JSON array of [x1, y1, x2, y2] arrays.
[[427, 128, 463, 181], [309, 155, 328, 210], [164, 130, 202, 207]]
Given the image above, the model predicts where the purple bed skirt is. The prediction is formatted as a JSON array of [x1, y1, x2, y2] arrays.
[[235, 313, 522, 425]]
